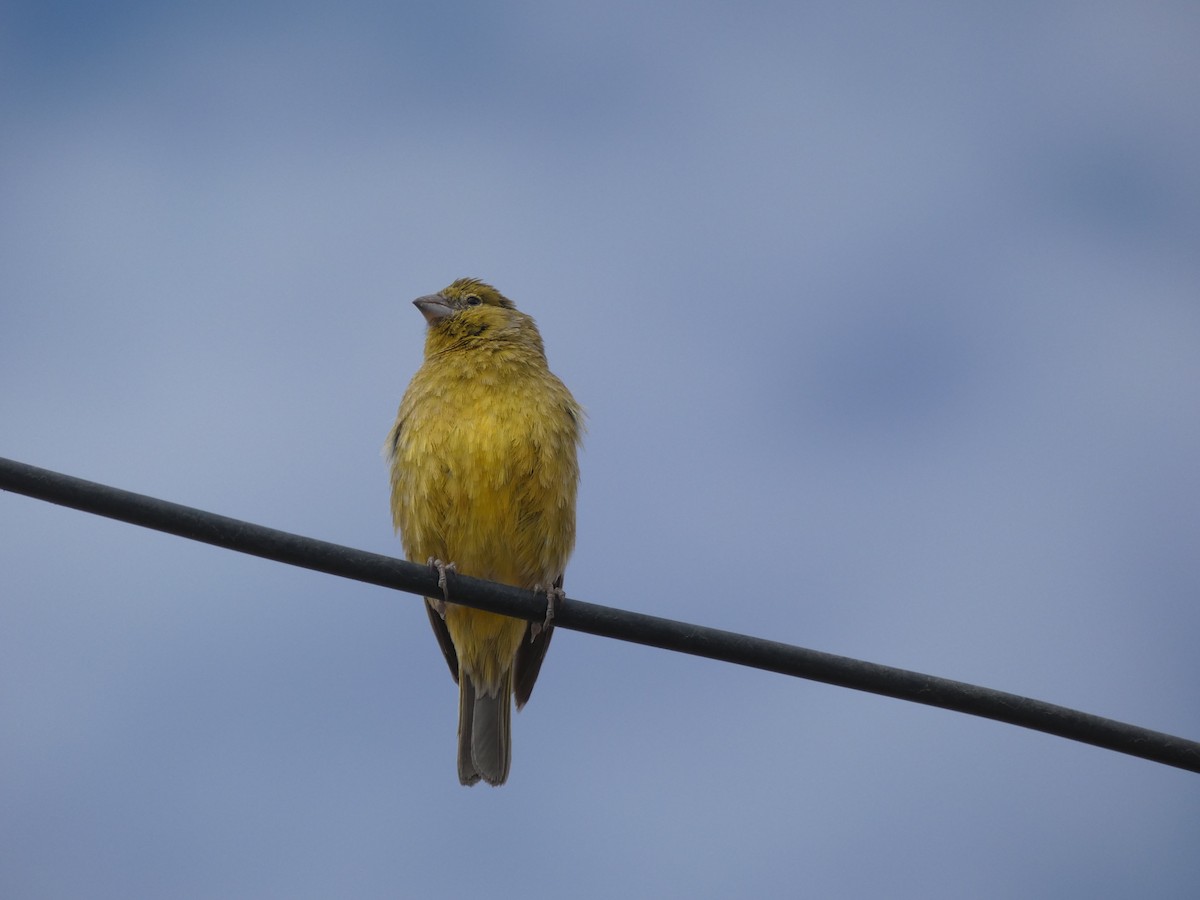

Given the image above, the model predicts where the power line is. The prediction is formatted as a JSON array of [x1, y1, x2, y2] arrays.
[[2, 454, 1197, 775]]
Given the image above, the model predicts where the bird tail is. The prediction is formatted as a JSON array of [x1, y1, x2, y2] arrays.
[[457, 668, 512, 786]]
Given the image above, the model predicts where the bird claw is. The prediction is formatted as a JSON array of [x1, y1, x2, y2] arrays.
[[530, 583, 565, 639], [427, 557, 456, 619]]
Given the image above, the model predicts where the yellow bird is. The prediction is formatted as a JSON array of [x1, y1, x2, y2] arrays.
[[387, 278, 583, 786]]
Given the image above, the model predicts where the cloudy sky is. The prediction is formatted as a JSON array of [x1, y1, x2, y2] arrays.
[[3, 2, 1199, 897]]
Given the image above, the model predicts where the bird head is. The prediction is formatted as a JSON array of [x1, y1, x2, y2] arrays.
[[414, 278, 545, 357]]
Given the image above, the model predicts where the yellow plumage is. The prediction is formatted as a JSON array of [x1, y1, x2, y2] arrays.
[[386, 278, 583, 786]]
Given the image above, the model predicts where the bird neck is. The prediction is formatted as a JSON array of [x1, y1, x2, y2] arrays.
[[423, 316, 547, 366], [424, 335, 547, 378]]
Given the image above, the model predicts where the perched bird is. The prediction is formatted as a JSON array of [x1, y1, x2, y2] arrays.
[[387, 278, 583, 786]]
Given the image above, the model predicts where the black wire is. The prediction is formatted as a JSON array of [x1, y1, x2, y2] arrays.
[[2, 455, 1198, 774]]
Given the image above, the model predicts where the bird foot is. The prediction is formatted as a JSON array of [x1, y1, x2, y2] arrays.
[[427, 557, 456, 618], [530, 583, 566, 639]]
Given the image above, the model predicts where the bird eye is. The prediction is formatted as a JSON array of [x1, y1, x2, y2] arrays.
[[465, 294, 482, 306]]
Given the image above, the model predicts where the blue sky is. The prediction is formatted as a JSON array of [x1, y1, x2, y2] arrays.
[[3, 3, 1199, 898]]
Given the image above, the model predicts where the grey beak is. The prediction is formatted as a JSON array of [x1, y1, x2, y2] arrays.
[[413, 294, 454, 324]]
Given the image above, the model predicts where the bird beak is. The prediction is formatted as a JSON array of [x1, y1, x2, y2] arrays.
[[413, 294, 454, 324]]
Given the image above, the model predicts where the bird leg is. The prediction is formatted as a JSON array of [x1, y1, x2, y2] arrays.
[[426, 557, 456, 619], [530, 582, 566, 638]]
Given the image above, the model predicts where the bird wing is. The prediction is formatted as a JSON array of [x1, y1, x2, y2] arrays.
[[512, 573, 562, 709], [425, 599, 460, 683]]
